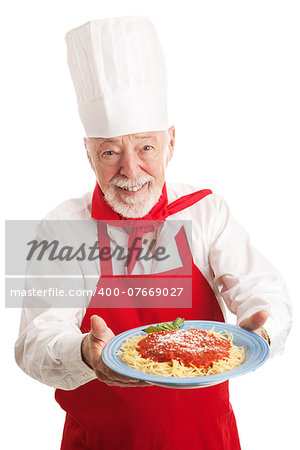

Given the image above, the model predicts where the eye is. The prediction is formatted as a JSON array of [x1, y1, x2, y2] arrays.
[[101, 150, 119, 159], [143, 145, 153, 151], [99, 149, 120, 163]]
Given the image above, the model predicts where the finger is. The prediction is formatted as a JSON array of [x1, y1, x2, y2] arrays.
[[91, 354, 131, 382], [90, 315, 113, 344], [101, 378, 149, 387], [239, 310, 268, 331], [95, 362, 151, 386], [99, 361, 147, 384], [99, 362, 138, 383], [90, 315, 107, 339], [95, 366, 145, 385], [101, 377, 150, 387]]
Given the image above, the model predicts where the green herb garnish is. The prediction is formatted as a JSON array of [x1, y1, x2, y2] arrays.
[[142, 317, 185, 334]]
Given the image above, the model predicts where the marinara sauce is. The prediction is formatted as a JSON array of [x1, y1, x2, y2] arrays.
[[137, 328, 231, 368]]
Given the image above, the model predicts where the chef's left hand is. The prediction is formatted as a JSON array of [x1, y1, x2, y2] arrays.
[[239, 310, 268, 338]]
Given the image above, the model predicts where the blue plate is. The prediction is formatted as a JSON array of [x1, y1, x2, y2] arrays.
[[102, 320, 270, 389]]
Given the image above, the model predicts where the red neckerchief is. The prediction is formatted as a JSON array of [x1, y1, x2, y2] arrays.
[[91, 182, 212, 274], [91, 182, 169, 222]]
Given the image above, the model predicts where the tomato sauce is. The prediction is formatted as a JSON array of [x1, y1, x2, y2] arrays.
[[137, 328, 231, 368]]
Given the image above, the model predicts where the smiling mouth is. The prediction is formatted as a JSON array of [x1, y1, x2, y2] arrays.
[[116, 182, 148, 193]]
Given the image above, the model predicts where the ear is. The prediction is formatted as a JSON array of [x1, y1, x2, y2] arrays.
[[166, 126, 175, 162], [84, 137, 94, 172]]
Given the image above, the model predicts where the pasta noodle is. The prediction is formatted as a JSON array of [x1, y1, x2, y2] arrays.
[[117, 328, 245, 377]]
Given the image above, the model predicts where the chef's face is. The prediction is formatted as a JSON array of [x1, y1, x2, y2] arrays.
[[85, 127, 175, 218]]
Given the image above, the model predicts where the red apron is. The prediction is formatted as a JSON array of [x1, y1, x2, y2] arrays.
[[55, 186, 241, 450]]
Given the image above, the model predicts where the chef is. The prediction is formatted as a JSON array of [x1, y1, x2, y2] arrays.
[[15, 17, 292, 450]]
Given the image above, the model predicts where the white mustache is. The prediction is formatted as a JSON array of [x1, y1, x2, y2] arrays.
[[109, 176, 154, 189]]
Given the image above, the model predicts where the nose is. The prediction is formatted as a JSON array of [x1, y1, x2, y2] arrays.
[[119, 149, 142, 179]]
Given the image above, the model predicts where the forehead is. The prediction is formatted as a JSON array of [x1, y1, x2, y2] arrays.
[[88, 131, 165, 147]]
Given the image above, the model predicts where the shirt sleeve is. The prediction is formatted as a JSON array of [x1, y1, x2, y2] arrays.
[[14, 307, 97, 390], [208, 194, 292, 356], [14, 216, 98, 391]]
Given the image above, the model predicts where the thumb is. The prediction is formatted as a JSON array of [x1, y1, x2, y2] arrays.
[[90, 315, 112, 344], [239, 310, 269, 332]]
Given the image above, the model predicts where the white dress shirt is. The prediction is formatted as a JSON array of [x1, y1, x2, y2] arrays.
[[14, 182, 292, 390]]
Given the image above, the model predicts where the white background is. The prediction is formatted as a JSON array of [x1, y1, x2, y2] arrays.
[[1, 1, 299, 449]]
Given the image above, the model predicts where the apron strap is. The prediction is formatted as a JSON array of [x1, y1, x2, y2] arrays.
[[175, 225, 192, 269], [97, 221, 192, 276], [97, 221, 113, 275]]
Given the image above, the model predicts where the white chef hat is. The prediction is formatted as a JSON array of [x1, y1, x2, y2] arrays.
[[65, 17, 169, 138]]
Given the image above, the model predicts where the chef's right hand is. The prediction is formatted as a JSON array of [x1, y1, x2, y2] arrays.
[[81, 315, 149, 387]]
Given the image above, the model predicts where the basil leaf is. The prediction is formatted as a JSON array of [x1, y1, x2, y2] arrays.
[[143, 317, 185, 334], [160, 322, 174, 330], [172, 317, 185, 329], [142, 325, 161, 333]]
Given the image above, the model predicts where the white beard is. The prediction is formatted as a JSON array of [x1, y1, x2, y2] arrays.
[[104, 175, 162, 218]]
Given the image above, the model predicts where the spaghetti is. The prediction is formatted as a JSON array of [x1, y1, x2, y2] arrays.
[[117, 328, 245, 377]]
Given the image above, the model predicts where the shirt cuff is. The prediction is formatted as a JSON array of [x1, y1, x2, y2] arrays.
[[236, 314, 291, 357], [262, 316, 292, 357], [60, 332, 97, 387]]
